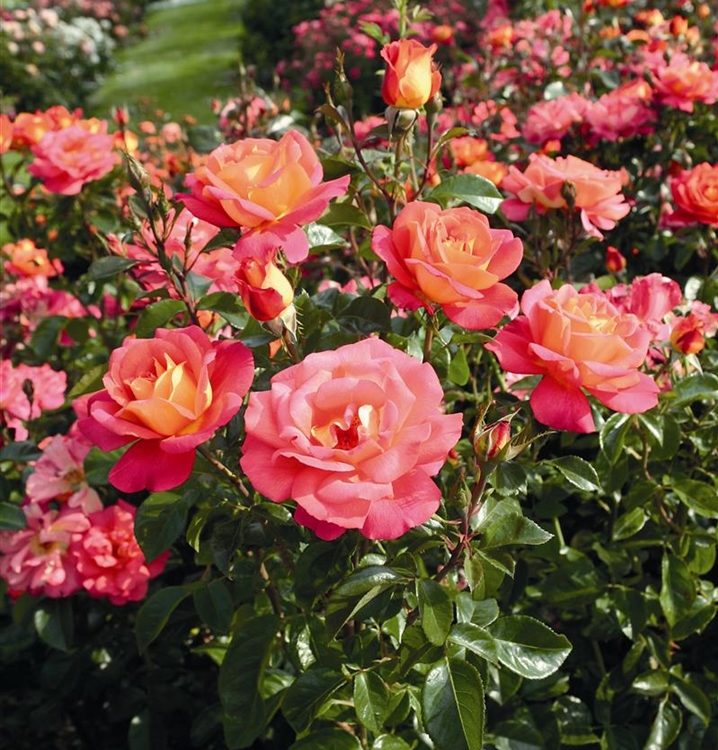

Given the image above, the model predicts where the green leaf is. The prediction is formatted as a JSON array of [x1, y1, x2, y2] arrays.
[[336, 565, 406, 597], [283, 668, 346, 734], [134, 491, 188, 563], [337, 296, 391, 334], [449, 623, 499, 664], [600, 412, 632, 465], [644, 698, 682, 750], [612, 507, 647, 541], [318, 201, 372, 230], [448, 346, 470, 385], [487, 615, 572, 679], [633, 670, 669, 697], [672, 597, 716, 641], [669, 676, 711, 725], [290, 729, 362, 750], [0, 501, 25, 531], [553, 695, 600, 745], [0, 440, 41, 462], [418, 579, 454, 646], [68, 364, 107, 399], [426, 174, 504, 213], [548, 456, 602, 492], [669, 373, 718, 407], [672, 479, 718, 518], [422, 657, 485, 750], [134, 298, 186, 338], [660, 554, 695, 628], [135, 585, 191, 653], [197, 291, 249, 328], [31, 316, 66, 359], [306, 222, 347, 252], [353, 671, 389, 734], [476, 503, 553, 549], [87, 255, 140, 280], [34, 599, 73, 652], [373, 736, 412, 750], [218, 614, 280, 747], [193, 579, 234, 635]]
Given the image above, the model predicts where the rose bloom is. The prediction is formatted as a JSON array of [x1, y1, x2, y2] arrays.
[[77, 326, 254, 493], [26, 428, 102, 514], [27, 119, 120, 195], [650, 53, 718, 112], [663, 163, 718, 228], [670, 314, 707, 355], [500, 153, 630, 238], [179, 130, 350, 264], [240, 337, 463, 541], [380, 39, 442, 109], [372, 201, 523, 330], [486, 280, 659, 433], [584, 91, 656, 142], [2, 238, 63, 277], [9, 105, 81, 150], [236, 253, 294, 322], [70, 501, 168, 605], [521, 93, 587, 145], [0, 503, 90, 598]]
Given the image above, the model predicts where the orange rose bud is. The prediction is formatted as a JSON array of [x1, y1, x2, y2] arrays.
[[431, 24, 454, 45], [236, 255, 294, 322], [670, 315, 705, 355], [669, 16, 688, 36], [605, 245, 627, 273], [473, 419, 512, 464], [380, 39, 442, 109]]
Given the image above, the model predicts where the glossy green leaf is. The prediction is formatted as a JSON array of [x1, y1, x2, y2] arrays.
[[34, 599, 73, 652], [337, 296, 391, 334], [476, 502, 553, 549], [290, 729, 362, 750], [0, 501, 26, 531], [67, 364, 107, 399], [487, 615, 572, 679], [672, 479, 718, 518], [372, 735, 412, 750], [644, 698, 682, 749], [449, 622, 499, 664], [135, 585, 191, 653], [337, 565, 406, 597], [134, 298, 186, 338], [218, 614, 280, 747], [318, 201, 373, 230], [612, 507, 647, 541], [660, 555, 695, 628], [669, 675, 711, 725], [448, 346, 470, 385], [426, 173, 504, 213], [134, 491, 187, 563], [87, 255, 140, 280], [418, 579, 454, 646], [283, 668, 346, 733], [306, 222, 347, 251], [422, 657, 484, 750], [197, 291, 249, 328], [548, 456, 601, 492], [600, 413, 632, 465], [669, 373, 718, 407], [353, 671, 389, 734], [193, 579, 234, 634]]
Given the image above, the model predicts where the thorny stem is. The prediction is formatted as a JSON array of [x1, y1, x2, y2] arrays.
[[197, 445, 250, 497]]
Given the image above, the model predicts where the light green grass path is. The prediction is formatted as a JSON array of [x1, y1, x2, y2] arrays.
[[89, 0, 244, 125]]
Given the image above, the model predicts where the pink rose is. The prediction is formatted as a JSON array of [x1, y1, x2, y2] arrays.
[[240, 338, 463, 540], [372, 201, 523, 330], [522, 93, 587, 145], [179, 130, 350, 263], [77, 326, 254, 493], [70, 500, 168, 605], [486, 280, 659, 433], [0, 504, 90, 598], [27, 119, 119, 195]]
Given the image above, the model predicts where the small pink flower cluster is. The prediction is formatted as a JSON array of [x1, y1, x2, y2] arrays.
[[0, 499, 167, 604]]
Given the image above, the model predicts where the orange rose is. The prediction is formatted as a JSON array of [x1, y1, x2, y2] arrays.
[[180, 130, 349, 263], [372, 201, 523, 330], [236, 254, 295, 322], [380, 39, 442, 109], [664, 163, 718, 228], [2, 238, 63, 277]]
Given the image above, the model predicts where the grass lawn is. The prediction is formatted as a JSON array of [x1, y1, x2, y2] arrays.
[[89, 0, 244, 125]]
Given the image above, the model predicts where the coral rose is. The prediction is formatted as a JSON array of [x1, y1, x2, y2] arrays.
[[27, 119, 120, 195], [500, 153, 630, 238], [70, 501, 168, 605], [380, 39, 442, 109], [240, 337, 463, 540], [650, 53, 718, 113], [2, 238, 63, 278], [372, 201, 523, 329], [664, 163, 718, 228], [77, 326, 254, 493], [179, 130, 350, 263], [236, 254, 295, 322], [486, 280, 659, 433]]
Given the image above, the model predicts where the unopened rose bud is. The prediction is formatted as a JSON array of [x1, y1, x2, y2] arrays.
[[670, 315, 705, 355], [236, 255, 295, 323], [472, 418, 512, 465], [605, 245, 626, 273], [380, 38, 442, 109]]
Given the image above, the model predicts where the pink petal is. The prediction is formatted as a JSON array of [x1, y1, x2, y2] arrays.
[[529, 376, 596, 433]]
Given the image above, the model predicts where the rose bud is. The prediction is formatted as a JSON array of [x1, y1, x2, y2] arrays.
[[380, 39, 442, 109], [236, 254, 294, 322]]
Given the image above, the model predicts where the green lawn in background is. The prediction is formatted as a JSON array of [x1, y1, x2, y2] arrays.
[[89, 0, 244, 125]]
